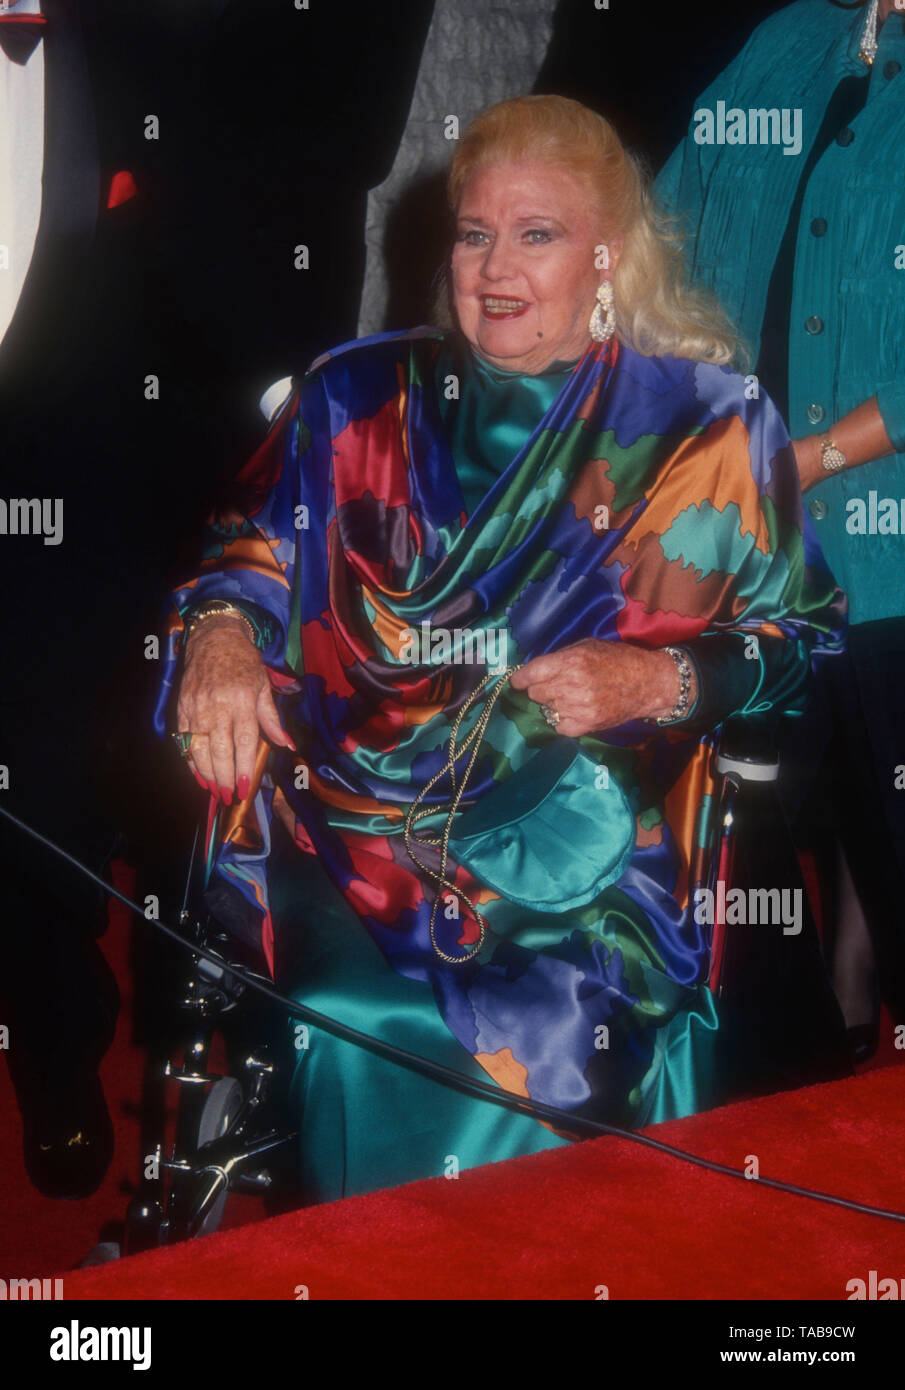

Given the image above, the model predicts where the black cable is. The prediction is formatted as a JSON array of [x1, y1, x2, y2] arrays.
[[2, 801, 903, 1225]]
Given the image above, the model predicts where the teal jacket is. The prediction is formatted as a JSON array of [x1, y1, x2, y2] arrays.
[[656, 0, 905, 625]]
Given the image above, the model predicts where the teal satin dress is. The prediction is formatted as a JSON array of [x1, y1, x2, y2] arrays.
[[272, 348, 720, 1205]]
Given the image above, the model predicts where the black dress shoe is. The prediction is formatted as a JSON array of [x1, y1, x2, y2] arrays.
[[22, 1070, 114, 1200]]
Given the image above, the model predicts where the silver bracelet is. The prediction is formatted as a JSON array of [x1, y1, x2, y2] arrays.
[[653, 646, 694, 726]]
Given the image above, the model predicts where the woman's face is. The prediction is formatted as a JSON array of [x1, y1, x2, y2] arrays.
[[451, 159, 613, 375]]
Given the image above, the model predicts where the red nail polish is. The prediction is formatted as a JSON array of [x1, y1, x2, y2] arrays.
[[191, 767, 207, 791], [237, 775, 250, 801], [283, 736, 297, 751], [220, 785, 233, 806], [208, 780, 220, 801]]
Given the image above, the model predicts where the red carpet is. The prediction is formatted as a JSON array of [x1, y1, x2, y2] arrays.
[[60, 1064, 905, 1301], [2, 863, 903, 1298]]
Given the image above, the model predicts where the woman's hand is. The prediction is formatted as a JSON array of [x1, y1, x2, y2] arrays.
[[176, 615, 294, 803], [509, 638, 693, 737]]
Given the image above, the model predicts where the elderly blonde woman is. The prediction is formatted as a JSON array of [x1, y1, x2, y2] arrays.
[[156, 96, 844, 1202]]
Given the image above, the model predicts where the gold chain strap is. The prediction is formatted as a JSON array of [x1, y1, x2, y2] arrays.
[[404, 664, 522, 965]]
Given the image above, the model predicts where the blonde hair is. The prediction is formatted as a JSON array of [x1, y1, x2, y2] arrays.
[[442, 94, 745, 368]]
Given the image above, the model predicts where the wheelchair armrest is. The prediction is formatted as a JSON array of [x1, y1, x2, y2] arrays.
[[714, 715, 780, 784]]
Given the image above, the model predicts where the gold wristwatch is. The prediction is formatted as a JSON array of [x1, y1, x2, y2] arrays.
[[818, 434, 846, 474]]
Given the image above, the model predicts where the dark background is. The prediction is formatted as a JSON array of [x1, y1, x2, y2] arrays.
[[113, 0, 793, 485]]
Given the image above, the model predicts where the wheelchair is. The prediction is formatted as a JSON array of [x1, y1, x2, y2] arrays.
[[108, 713, 850, 1258], [122, 931, 297, 1252]]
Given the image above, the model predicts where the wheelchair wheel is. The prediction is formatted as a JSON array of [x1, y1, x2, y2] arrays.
[[194, 1076, 244, 1236]]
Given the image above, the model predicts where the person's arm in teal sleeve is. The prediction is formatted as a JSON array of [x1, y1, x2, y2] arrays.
[[668, 630, 815, 738]]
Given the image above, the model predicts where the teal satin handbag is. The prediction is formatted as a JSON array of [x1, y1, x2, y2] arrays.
[[404, 668, 636, 964], [447, 734, 635, 912]]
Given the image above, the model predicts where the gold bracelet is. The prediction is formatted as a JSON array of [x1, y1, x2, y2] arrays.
[[184, 600, 257, 648], [819, 435, 846, 474]]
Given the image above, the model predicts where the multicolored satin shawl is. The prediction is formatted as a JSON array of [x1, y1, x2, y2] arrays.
[[155, 327, 844, 1122]]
